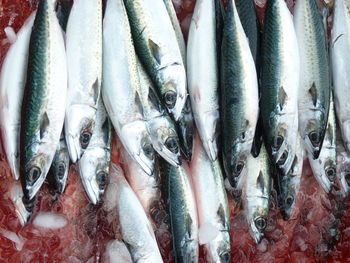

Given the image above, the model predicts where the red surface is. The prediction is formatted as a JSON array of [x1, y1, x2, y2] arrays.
[[0, 0, 350, 262]]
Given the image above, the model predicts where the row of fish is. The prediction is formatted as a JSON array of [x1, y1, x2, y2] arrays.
[[2, 0, 350, 261]]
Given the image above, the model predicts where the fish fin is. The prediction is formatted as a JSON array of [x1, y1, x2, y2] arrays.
[[135, 91, 144, 115], [217, 204, 226, 227], [308, 83, 318, 106], [92, 78, 100, 106], [148, 86, 162, 111], [256, 171, 266, 192], [149, 39, 163, 65], [40, 112, 50, 139], [278, 87, 287, 110], [186, 215, 193, 237]]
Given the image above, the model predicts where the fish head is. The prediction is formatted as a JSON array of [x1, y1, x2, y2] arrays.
[[304, 118, 327, 159], [65, 104, 96, 163], [158, 63, 187, 120], [247, 205, 268, 244], [177, 99, 194, 161], [49, 148, 70, 194], [268, 120, 298, 175], [120, 121, 155, 175], [338, 149, 350, 197], [224, 148, 249, 189], [9, 182, 33, 226], [323, 159, 336, 186], [148, 116, 181, 166], [22, 151, 51, 200], [79, 148, 110, 205], [279, 182, 297, 220]]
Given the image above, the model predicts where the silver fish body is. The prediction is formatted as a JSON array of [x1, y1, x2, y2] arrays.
[[294, 0, 330, 159], [337, 140, 350, 198], [187, 0, 220, 162], [0, 13, 35, 180], [47, 132, 70, 194], [331, 0, 350, 153], [78, 99, 111, 205], [220, 0, 259, 187], [277, 134, 303, 220], [190, 134, 231, 263], [261, 0, 300, 175], [20, 0, 67, 201], [124, 0, 187, 120], [137, 60, 181, 166], [242, 144, 271, 243], [157, 157, 199, 263], [65, 0, 102, 163], [107, 163, 164, 263], [103, 0, 154, 175], [308, 94, 336, 194]]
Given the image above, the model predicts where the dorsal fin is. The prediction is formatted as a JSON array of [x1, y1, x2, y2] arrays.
[[308, 82, 318, 106], [148, 39, 163, 65], [40, 112, 50, 139], [278, 87, 287, 110]]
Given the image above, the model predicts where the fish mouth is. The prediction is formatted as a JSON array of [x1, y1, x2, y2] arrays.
[[66, 134, 81, 163]]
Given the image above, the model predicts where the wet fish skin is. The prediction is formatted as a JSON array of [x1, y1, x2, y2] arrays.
[[308, 94, 336, 194], [20, 0, 67, 201], [294, 0, 330, 159], [65, 0, 102, 163], [107, 163, 164, 263], [47, 132, 70, 194], [55, 0, 73, 32], [103, 0, 155, 175], [331, 0, 350, 153], [78, 99, 111, 205], [187, 0, 220, 162], [243, 144, 271, 244], [337, 141, 350, 198], [277, 134, 303, 220], [137, 60, 181, 166], [220, 0, 259, 187], [235, 0, 260, 65], [190, 134, 231, 263], [260, 0, 299, 175], [123, 0, 187, 121], [162, 0, 186, 63], [0, 12, 35, 180], [156, 157, 199, 263]]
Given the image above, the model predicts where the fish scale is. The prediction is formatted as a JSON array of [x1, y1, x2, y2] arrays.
[[220, 0, 259, 189], [260, 0, 299, 176], [20, 0, 67, 203], [294, 0, 330, 159]]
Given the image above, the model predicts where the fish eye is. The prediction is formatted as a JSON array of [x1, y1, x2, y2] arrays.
[[345, 173, 350, 186], [220, 251, 230, 263], [277, 150, 288, 165], [285, 195, 294, 207], [325, 167, 336, 181], [80, 131, 92, 149], [97, 171, 108, 190], [165, 136, 179, 154], [142, 142, 154, 160], [273, 135, 284, 150], [28, 166, 41, 184], [57, 162, 66, 179], [254, 217, 267, 231], [163, 90, 177, 109], [309, 131, 320, 146], [234, 161, 244, 176]]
